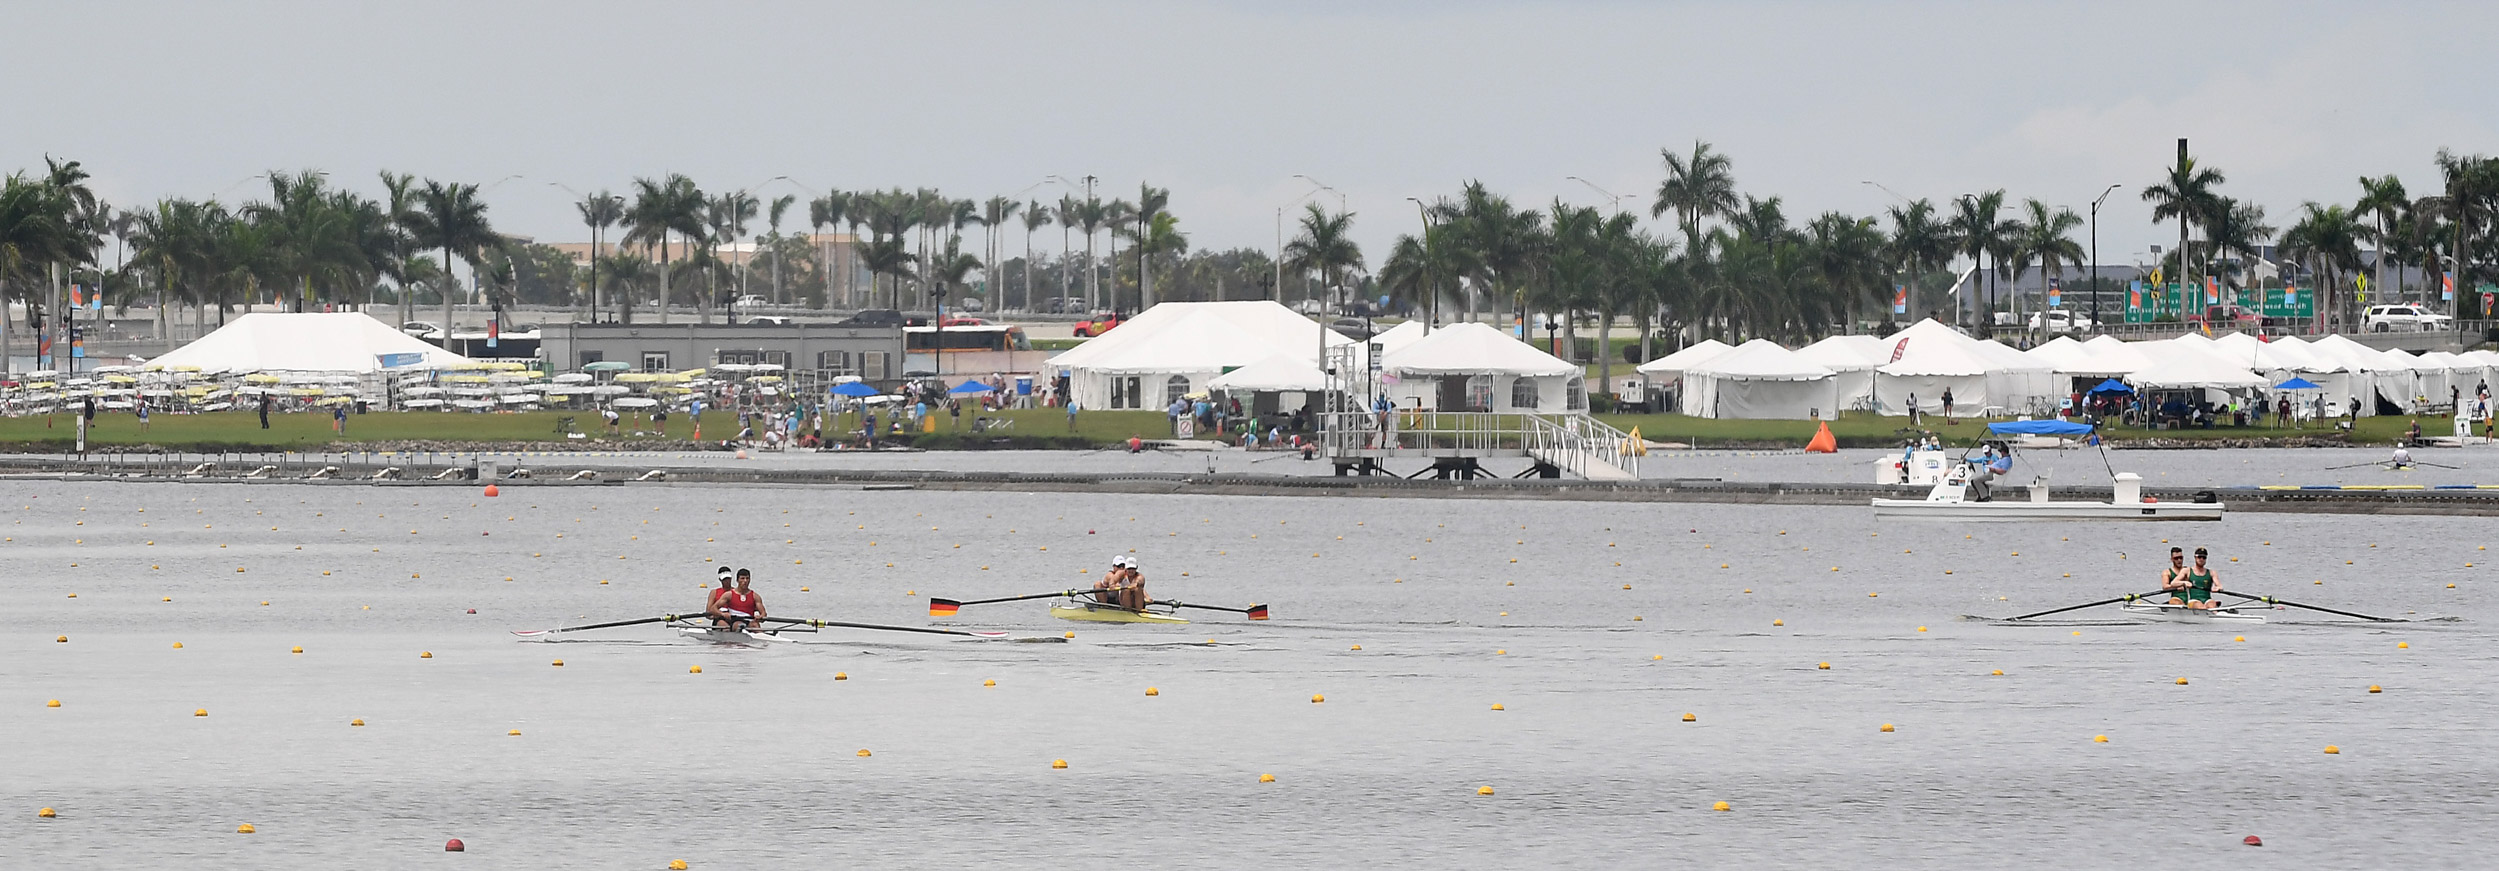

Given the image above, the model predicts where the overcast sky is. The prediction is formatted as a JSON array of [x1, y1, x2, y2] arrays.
[[7, 1, 2493, 270]]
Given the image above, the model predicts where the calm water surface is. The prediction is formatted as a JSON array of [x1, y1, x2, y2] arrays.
[[3, 474, 2492, 869]]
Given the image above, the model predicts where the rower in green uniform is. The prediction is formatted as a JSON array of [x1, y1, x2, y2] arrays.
[[2177, 547, 2221, 610]]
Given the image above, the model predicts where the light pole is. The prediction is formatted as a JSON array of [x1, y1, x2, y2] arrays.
[[1277, 176, 1338, 310], [2089, 183, 2119, 334], [1566, 177, 1636, 214], [1862, 181, 1916, 324], [1406, 196, 1435, 335], [1956, 192, 1981, 329]]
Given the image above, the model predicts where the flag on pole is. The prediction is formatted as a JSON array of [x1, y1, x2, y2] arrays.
[[2047, 279, 2062, 309], [2129, 281, 2142, 310], [1889, 336, 1910, 363], [2284, 285, 2296, 307], [69, 285, 83, 308], [1892, 285, 1907, 314], [2444, 274, 2457, 301], [2205, 276, 2219, 305]]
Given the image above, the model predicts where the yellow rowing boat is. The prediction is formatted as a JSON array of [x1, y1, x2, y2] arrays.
[[1048, 602, 1190, 624]]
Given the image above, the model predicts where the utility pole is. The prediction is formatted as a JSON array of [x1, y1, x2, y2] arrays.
[[2090, 183, 2119, 333]]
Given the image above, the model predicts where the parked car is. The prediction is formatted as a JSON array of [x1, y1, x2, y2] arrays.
[[1292, 299, 1328, 315], [1330, 317, 1378, 341], [1073, 312, 1125, 337], [2027, 310, 2097, 332], [840, 309, 906, 327], [2364, 304, 2452, 332], [400, 320, 441, 338], [937, 314, 989, 327], [2185, 304, 2263, 331], [746, 315, 793, 326], [732, 294, 770, 308]]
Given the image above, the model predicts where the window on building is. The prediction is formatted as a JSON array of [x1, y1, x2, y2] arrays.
[[1163, 375, 1191, 407], [1565, 376, 1587, 411], [763, 350, 790, 368], [818, 350, 854, 375], [1510, 377, 1540, 410], [578, 350, 604, 367], [641, 352, 670, 371], [861, 351, 890, 380], [1465, 374, 1495, 412]]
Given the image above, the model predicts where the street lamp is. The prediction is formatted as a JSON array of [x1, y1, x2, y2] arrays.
[[1277, 176, 1339, 310], [2089, 183, 2120, 333], [1566, 177, 1636, 214]]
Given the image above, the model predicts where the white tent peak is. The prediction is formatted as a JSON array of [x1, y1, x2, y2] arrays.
[[1635, 338, 1732, 375], [1381, 322, 1576, 377], [143, 313, 471, 373], [1688, 339, 1835, 381]]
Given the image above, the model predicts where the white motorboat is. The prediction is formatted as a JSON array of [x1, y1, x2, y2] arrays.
[[2118, 602, 2267, 624], [1871, 420, 2224, 521]]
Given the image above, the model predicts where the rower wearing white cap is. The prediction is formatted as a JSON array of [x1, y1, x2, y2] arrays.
[[704, 565, 736, 625], [1118, 555, 1151, 611]]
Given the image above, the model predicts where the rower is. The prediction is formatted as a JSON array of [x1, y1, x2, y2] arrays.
[[1121, 556, 1151, 611], [718, 568, 766, 630], [2178, 547, 2221, 610], [1093, 555, 1127, 608], [705, 566, 736, 626], [2391, 446, 2415, 470], [2159, 547, 2191, 605]]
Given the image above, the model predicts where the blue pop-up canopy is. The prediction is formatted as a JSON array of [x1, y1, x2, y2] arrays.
[[829, 382, 881, 398], [1986, 419, 2095, 436], [2089, 378, 2133, 393], [2273, 377, 2322, 390], [947, 380, 993, 395]]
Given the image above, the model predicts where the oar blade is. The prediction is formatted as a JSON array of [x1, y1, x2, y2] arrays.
[[928, 598, 962, 617], [1246, 604, 1270, 621]]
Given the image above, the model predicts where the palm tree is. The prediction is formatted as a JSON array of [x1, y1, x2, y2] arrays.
[[854, 234, 914, 308], [1020, 199, 1053, 313], [575, 190, 625, 322], [2280, 203, 2364, 331], [403, 179, 498, 345], [378, 171, 421, 328], [807, 191, 850, 307], [761, 195, 796, 306], [1807, 211, 1890, 332], [1123, 211, 1189, 310], [707, 191, 758, 322], [621, 174, 703, 324], [1072, 196, 1108, 310], [2142, 150, 2227, 289], [1129, 184, 1170, 309], [2006, 199, 2084, 336], [1053, 195, 1080, 310], [2202, 198, 2275, 301], [2353, 175, 2407, 305], [1, 173, 82, 368], [979, 196, 1020, 313], [1949, 190, 2014, 331], [1282, 204, 1362, 315], [1885, 198, 1952, 323], [1653, 140, 1740, 252], [1436, 181, 1541, 324], [2429, 149, 2497, 318]]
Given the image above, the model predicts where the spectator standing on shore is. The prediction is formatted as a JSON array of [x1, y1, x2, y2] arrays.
[[258, 395, 272, 429], [1940, 388, 1954, 421], [136, 401, 150, 433], [1065, 401, 1079, 432], [334, 404, 348, 434], [1906, 392, 1919, 425]]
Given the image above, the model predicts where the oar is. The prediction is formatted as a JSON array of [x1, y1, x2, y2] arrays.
[[1157, 600, 1270, 620], [2003, 591, 2171, 622], [512, 614, 696, 637], [2414, 460, 2463, 470], [761, 616, 1010, 638], [928, 589, 1088, 616], [2217, 591, 2403, 622], [2325, 460, 2390, 470]]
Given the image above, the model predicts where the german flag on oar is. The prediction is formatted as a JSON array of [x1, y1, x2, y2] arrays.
[[927, 598, 962, 617]]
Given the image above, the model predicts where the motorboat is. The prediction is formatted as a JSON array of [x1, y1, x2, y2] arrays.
[[1870, 420, 2225, 521]]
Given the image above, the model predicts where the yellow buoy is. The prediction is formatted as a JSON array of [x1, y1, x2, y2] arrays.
[[1495, 649, 1507, 655], [421, 651, 433, 659], [552, 660, 564, 667], [1916, 626, 1928, 632], [1145, 687, 1160, 696], [291, 646, 303, 654], [351, 719, 365, 727], [1311, 694, 1325, 704], [671, 862, 689, 871], [1652, 654, 1663, 660], [1491, 703, 1505, 711], [173, 642, 183, 649], [1681, 712, 1696, 722], [2368, 685, 2382, 693], [2175, 677, 2188, 685], [1817, 662, 1831, 670], [834, 672, 848, 681], [2233, 636, 2245, 643], [689, 666, 702, 674], [508, 729, 521, 736], [46, 699, 60, 708], [1259, 773, 1275, 783], [1879, 723, 1895, 733], [2093, 735, 2109, 743], [38, 807, 56, 818], [1712, 801, 1731, 812], [1051, 759, 1068, 769], [856, 749, 872, 757], [1991, 669, 2004, 676], [1773, 619, 1784, 627], [2398, 641, 2410, 649], [1477, 786, 1495, 796], [1350, 645, 1362, 651], [1064, 631, 1074, 639], [984, 679, 997, 687], [2324, 745, 2341, 755], [237, 824, 255, 833], [194, 709, 207, 717]]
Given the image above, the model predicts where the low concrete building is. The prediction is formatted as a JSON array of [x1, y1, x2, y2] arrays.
[[539, 321, 904, 380]]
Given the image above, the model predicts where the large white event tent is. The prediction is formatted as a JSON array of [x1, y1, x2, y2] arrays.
[[2308, 335, 2414, 413], [1680, 339, 1842, 419], [1871, 319, 2051, 415], [1794, 335, 1887, 413], [2023, 335, 2091, 372], [1048, 301, 1353, 409], [143, 313, 471, 373], [1380, 322, 1583, 412], [2209, 333, 2371, 417], [2125, 336, 2266, 393], [1635, 338, 1732, 385]]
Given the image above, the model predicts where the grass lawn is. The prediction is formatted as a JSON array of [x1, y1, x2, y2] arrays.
[[1591, 411, 2417, 448], [0, 407, 1184, 451]]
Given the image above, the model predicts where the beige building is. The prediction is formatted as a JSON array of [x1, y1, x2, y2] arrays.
[[547, 233, 871, 306]]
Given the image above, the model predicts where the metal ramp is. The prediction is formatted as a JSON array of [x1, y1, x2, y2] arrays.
[[1318, 411, 1640, 481]]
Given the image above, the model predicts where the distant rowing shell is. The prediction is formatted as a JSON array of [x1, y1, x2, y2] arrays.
[[2118, 602, 2266, 624], [1049, 603, 1190, 625]]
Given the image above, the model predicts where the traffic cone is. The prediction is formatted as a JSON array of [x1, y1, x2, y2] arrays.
[[1805, 420, 1838, 453]]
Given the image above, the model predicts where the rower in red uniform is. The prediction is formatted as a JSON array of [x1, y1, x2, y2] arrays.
[[705, 566, 736, 626], [719, 568, 767, 630]]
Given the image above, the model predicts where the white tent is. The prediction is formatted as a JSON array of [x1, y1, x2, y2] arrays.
[[1368, 320, 1432, 359], [1206, 355, 1328, 392], [1872, 320, 2023, 415], [2211, 333, 2372, 417], [1794, 335, 1887, 413], [1635, 339, 1732, 380], [1047, 301, 1353, 409], [2309, 335, 2410, 413], [1381, 322, 1583, 412], [2126, 337, 2265, 390], [1682, 339, 1842, 419], [142, 313, 471, 374], [2024, 336, 2090, 370]]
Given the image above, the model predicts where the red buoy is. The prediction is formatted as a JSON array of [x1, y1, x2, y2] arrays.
[[2242, 835, 2263, 847], [483, 484, 500, 498], [445, 838, 465, 852], [465, 609, 477, 614]]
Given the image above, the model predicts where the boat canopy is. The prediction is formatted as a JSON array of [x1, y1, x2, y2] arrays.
[[1986, 419, 2094, 436]]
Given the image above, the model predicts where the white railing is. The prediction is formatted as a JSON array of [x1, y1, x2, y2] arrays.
[[1317, 410, 1639, 481]]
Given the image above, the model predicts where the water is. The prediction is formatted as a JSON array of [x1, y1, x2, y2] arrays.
[[4, 477, 2493, 868]]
